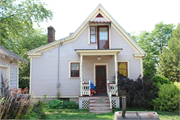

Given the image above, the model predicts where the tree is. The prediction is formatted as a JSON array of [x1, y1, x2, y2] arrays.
[[134, 22, 174, 77], [157, 23, 180, 82], [150, 22, 174, 54], [0, 0, 52, 53], [18, 28, 47, 89], [0, 0, 52, 89]]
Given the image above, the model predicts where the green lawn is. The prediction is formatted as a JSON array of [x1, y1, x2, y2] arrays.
[[43, 104, 180, 119]]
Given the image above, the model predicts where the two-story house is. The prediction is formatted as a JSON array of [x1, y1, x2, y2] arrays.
[[26, 4, 146, 113]]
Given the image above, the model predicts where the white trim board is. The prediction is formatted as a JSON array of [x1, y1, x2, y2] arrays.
[[93, 63, 108, 86], [29, 57, 32, 94], [26, 4, 146, 56], [34, 96, 79, 98]]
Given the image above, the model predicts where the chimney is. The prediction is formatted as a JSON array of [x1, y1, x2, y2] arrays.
[[48, 26, 55, 43]]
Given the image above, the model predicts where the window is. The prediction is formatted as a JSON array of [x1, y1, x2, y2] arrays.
[[90, 26, 96, 43], [71, 63, 79, 77], [118, 62, 128, 77]]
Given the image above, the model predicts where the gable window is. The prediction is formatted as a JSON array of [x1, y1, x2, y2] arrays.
[[118, 62, 128, 77], [90, 26, 96, 43], [71, 63, 79, 77]]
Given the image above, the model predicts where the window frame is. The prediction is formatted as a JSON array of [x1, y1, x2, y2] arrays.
[[90, 26, 96, 44], [98, 26, 109, 49], [118, 62, 128, 77], [70, 62, 80, 77]]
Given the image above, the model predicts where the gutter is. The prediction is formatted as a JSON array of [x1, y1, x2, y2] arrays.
[[56, 40, 63, 99]]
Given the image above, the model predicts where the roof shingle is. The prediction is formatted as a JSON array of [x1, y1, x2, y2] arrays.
[[0, 46, 28, 63]]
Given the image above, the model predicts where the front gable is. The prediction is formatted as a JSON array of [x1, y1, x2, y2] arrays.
[[26, 4, 146, 58]]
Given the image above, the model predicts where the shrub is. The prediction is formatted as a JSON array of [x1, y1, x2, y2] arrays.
[[22, 101, 46, 119], [48, 99, 79, 109], [117, 74, 159, 109], [0, 74, 33, 119], [152, 82, 179, 112], [0, 88, 32, 119], [151, 75, 171, 86]]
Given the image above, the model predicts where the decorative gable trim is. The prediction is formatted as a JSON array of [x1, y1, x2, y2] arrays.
[[96, 13, 103, 17], [26, 4, 146, 57]]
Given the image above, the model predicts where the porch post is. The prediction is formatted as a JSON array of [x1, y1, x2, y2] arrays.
[[80, 54, 83, 96], [114, 54, 118, 96]]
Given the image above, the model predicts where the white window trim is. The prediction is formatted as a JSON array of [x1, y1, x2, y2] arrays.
[[88, 26, 98, 45], [69, 61, 80, 79], [93, 63, 108, 86], [117, 60, 130, 78], [88, 25, 111, 49]]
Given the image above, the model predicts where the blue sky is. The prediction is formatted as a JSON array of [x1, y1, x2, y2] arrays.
[[36, 0, 180, 40]]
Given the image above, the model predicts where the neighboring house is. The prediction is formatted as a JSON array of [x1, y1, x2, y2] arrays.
[[26, 4, 146, 112], [0, 46, 27, 90]]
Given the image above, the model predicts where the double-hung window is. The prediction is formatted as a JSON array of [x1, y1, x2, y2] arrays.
[[118, 62, 128, 77], [71, 63, 79, 77], [90, 26, 96, 43]]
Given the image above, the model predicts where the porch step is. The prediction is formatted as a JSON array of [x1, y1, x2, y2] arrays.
[[89, 99, 109, 103], [90, 109, 112, 113], [89, 96, 112, 113], [89, 103, 110, 106]]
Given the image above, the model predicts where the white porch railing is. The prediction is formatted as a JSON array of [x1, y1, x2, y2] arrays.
[[107, 80, 112, 109], [81, 81, 91, 96], [109, 83, 117, 95]]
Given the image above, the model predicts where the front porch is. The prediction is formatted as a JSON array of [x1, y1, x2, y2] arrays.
[[79, 79, 120, 112], [75, 49, 122, 112]]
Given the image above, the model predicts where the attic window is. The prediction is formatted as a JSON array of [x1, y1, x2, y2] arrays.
[[90, 26, 96, 43]]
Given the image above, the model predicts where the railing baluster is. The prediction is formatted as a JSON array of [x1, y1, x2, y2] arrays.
[[107, 80, 112, 109]]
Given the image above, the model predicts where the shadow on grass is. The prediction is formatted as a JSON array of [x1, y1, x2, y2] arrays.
[[45, 109, 114, 119], [43, 105, 180, 120]]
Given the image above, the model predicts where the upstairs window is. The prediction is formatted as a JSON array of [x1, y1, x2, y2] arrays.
[[90, 26, 96, 43], [118, 62, 128, 77], [71, 63, 79, 77]]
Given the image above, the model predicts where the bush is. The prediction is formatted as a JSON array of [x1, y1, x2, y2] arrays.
[[0, 88, 32, 119], [22, 101, 46, 119], [0, 74, 33, 119], [117, 74, 159, 109], [151, 75, 171, 86], [48, 99, 79, 109], [152, 82, 179, 112]]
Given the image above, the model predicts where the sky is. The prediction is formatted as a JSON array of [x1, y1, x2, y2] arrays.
[[36, 0, 180, 40]]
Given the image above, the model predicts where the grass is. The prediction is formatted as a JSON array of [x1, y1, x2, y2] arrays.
[[42, 103, 180, 119]]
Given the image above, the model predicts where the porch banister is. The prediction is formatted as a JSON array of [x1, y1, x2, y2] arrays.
[[80, 55, 83, 96], [114, 54, 118, 96], [89, 81, 91, 96], [107, 80, 112, 109]]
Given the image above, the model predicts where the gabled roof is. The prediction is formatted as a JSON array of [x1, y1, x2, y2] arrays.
[[0, 46, 27, 63], [26, 4, 146, 56]]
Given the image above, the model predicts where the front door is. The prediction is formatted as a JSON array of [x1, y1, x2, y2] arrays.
[[98, 26, 109, 49], [96, 65, 106, 94]]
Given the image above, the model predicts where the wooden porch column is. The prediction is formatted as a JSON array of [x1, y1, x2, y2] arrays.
[[114, 54, 118, 96], [80, 54, 83, 96]]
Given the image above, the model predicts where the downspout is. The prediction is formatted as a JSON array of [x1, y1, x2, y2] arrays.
[[57, 40, 63, 99]]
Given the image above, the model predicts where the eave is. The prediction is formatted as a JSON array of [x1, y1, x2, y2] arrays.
[[75, 48, 123, 56]]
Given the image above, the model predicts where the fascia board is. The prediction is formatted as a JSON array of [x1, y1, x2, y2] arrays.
[[99, 5, 146, 55], [26, 4, 146, 56]]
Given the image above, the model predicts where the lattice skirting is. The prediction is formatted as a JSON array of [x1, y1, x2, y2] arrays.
[[79, 97, 119, 109], [82, 100, 89, 109], [112, 100, 116, 108]]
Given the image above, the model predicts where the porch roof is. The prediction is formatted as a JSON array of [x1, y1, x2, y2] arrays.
[[75, 48, 123, 56]]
